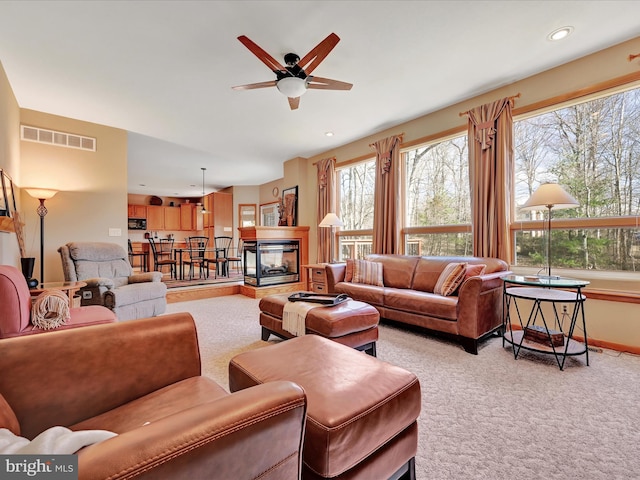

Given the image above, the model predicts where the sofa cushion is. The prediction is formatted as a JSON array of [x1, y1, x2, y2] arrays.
[[334, 282, 385, 307], [365, 255, 419, 289], [384, 288, 458, 320], [434, 262, 467, 296], [352, 259, 384, 286]]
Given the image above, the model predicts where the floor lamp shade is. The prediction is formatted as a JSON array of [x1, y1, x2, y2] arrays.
[[520, 183, 579, 278], [319, 213, 343, 263], [25, 188, 59, 283]]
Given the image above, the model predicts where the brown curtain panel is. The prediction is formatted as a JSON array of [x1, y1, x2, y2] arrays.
[[372, 135, 402, 254], [467, 97, 514, 262], [316, 157, 337, 263]]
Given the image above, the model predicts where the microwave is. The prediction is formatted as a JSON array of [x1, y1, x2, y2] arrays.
[[128, 218, 147, 230]]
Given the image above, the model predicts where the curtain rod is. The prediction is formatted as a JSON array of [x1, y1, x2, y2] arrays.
[[368, 132, 404, 148], [458, 93, 521, 117]]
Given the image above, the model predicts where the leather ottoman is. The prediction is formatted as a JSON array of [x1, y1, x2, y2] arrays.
[[259, 293, 380, 356], [229, 335, 421, 480]]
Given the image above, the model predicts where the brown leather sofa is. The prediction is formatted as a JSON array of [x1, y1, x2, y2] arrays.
[[0, 312, 307, 480], [326, 254, 511, 354]]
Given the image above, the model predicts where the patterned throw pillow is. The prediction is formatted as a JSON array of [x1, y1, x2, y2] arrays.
[[434, 262, 467, 296], [352, 259, 384, 286], [344, 258, 355, 282]]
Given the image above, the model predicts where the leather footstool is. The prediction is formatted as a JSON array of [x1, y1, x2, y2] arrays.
[[229, 335, 421, 480], [259, 293, 380, 356]]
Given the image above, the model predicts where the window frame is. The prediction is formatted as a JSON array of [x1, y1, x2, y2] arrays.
[[510, 79, 640, 272]]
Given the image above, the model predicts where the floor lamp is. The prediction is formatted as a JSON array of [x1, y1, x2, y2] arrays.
[[521, 183, 579, 279], [319, 213, 343, 264], [25, 188, 59, 284]]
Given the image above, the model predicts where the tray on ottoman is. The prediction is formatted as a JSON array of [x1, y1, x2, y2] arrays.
[[288, 292, 350, 305]]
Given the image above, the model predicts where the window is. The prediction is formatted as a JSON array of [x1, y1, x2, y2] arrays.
[[513, 85, 640, 271], [403, 135, 471, 256], [337, 159, 376, 260]]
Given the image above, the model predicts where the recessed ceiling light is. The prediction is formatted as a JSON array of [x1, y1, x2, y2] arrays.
[[548, 26, 573, 41], [325, 131, 334, 137]]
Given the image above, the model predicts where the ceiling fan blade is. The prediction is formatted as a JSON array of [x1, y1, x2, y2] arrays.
[[297, 33, 340, 75], [307, 76, 353, 91], [288, 97, 300, 110], [237, 35, 286, 73], [232, 80, 277, 90]]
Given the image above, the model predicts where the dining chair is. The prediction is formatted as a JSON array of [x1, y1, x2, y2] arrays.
[[227, 238, 243, 274], [211, 236, 233, 277], [184, 236, 209, 280], [128, 239, 148, 272], [149, 238, 177, 279]]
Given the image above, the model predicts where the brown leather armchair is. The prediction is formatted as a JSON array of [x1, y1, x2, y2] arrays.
[[0, 312, 307, 479]]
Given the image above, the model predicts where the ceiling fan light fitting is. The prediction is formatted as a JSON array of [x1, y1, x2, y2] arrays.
[[277, 77, 307, 98]]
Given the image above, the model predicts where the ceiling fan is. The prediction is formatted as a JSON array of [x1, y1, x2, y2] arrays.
[[232, 33, 353, 110]]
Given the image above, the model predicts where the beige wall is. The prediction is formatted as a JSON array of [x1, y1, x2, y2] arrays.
[[19, 110, 127, 282], [0, 62, 21, 264]]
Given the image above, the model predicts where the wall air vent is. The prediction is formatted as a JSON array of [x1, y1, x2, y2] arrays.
[[20, 125, 96, 152]]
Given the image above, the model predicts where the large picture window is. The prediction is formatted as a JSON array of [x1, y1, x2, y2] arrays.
[[513, 85, 640, 271], [337, 159, 376, 260], [403, 135, 471, 256]]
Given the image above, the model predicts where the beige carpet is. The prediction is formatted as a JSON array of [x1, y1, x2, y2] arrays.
[[166, 295, 640, 480]]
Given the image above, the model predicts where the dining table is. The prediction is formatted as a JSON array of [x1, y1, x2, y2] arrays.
[[172, 247, 229, 280]]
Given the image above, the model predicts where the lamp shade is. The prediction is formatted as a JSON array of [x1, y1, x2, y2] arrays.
[[25, 188, 58, 200], [521, 183, 579, 211], [319, 213, 343, 228], [276, 77, 307, 98]]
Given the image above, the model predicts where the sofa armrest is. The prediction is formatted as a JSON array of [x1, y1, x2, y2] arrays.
[[77, 381, 307, 480], [325, 263, 346, 293], [456, 271, 511, 339], [128, 272, 163, 284], [83, 277, 114, 289], [0, 313, 201, 439]]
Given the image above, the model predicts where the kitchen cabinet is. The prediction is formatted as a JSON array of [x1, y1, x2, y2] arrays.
[[164, 206, 181, 230], [128, 204, 146, 218], [180, 203, 195, 230], [146, 206, 164, 230], [147, 206, 180, 231]]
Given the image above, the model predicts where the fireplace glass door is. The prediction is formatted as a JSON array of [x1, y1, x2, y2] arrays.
[[243, 240, 300, 286]]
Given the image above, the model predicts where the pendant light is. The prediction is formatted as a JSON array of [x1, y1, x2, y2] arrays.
[[201, 167, 208, 213]]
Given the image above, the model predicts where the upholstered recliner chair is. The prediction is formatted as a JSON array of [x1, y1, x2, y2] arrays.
[[0, 312, 307, 479], [0, 264, 116, 339], [58, 242, 167, 321]]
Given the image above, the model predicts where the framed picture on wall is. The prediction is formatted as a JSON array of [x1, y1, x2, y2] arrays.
[[281, 186, 298, 226], [0, 169, 16, 218], [260, 202, 280, 227]]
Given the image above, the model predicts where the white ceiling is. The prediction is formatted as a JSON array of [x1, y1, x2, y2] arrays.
[[1, 1, 639, 197]]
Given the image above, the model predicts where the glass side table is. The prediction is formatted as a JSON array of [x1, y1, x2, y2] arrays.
[[502, 274, 590, 370]]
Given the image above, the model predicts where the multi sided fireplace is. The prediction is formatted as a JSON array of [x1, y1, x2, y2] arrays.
[[243, 240, 300, 287]]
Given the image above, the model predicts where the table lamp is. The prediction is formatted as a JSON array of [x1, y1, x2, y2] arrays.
[[520, 183, 579, 279], [319, 213, 343, 263]]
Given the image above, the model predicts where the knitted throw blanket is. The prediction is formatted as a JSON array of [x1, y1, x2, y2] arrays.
[[282, 301, 317, 336], [32, 290, 70, 330]]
